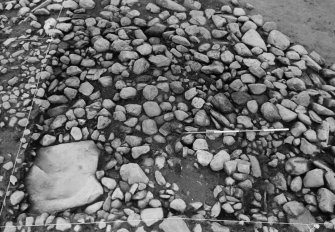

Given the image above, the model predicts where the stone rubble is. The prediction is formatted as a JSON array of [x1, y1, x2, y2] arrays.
[[0, 0, 335, 231]]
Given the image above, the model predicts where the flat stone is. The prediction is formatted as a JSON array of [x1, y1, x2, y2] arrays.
[[149, 55, 171, 67], [141, 208, 164, 227], [303, 169, 324, 188], [170, 198, 187, 213], [268, 30, 290, 50], [26, 141, 103, 213], [285, 157, 310, 175], [132, 145, 150, 159], [159, 216, 191, 232], [317, 188, 335, 213], [155, 0, 186, 12], [172, 35, 191, 46], [79, 0, 95, 9], [120, 163, 149, 185], [276, 104, 297, 122], [284, 201, 316, 232], [242, 29, 267, 51]]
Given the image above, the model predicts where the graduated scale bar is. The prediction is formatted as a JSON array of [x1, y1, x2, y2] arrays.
[[184, 128, 289, 134]]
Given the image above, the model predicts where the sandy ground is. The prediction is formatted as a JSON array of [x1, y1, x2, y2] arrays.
[[237, 0, 335, 65], [198, 0, 335, 65]]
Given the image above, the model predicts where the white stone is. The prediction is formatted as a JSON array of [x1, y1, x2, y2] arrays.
[[26, 141, 103, 213]]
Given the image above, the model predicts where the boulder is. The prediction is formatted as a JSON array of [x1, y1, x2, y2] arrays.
[[26, 141, 103, 213]]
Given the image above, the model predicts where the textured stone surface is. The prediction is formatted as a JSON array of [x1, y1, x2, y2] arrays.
[[26, 141, 103, 213]]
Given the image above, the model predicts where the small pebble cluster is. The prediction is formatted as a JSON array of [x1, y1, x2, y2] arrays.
[[1, 0, 335, 232]]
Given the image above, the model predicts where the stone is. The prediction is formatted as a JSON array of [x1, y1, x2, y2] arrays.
[[194, 110, 210, 126], [268, 30, 290, 50], [26, 141, 103, 213], [10, 191, 24, 205], [143, 101, 161, 117], [133, 58, 150, 75], [40, 134, 56, 146], [317, 188, 335, 213], [120, 163, 149, 184], [303, 169, 324, 188], [85, 201, 103, 214], [155, 0, 186, 12], [300, 138, 320, 155], [248, 155, 261, 178], [196, 150, 213, 166], [55, 217, 72, 231], [248, 83, 267, 95], [193, 139, 208, 150], [143, 85, 158, 100], [291, 122, 307, 137], [149, 55, 171, 67], [290, 176, 302, 192], [142, 119, 158, 135], [242, 29, 267, 51], [261, 102, 281, 122], [132, 145, 150, 159], [210, 150, 230, 171], [141, 208, 164, 227], [79, 0, 95, 9], [172, 35, 191, 47], [170, 198, 187, 212], [237, 115, 253, 128], [93, 37, 110, 53], [159, 217, 191, 232], [287, 78, 306, 91], [312, 103, 335, 116], [97, 116, 111, 129], [79, 81, 94, 96], [70, 127, 82, 141], [276, 104, 297, 122], [211, 93, 234, 113], [285, 157, 310, 175], [170, 81, 184, 94], [120, 87, 137, 99], [283, 201, 316, 232]]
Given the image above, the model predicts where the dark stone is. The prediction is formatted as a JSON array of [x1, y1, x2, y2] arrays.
[[211, 93, 234, 113], [231, 91, 251, 105]]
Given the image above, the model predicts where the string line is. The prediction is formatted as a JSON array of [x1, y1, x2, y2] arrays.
[[0, 5, 64, 219], [0, 216, 325, 228]]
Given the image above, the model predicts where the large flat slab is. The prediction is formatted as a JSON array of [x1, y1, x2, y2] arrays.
[[26, 140, 103, 213]]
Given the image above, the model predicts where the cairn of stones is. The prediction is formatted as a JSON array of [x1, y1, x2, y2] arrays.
[[1, 0, 335, 232]]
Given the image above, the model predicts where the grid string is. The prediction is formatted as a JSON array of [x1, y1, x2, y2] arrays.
[[0, 5, 64, 219]]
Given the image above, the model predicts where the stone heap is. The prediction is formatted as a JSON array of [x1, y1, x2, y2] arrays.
[[1, 0, 335, 232]]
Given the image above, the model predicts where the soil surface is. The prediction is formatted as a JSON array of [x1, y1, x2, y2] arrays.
[[237, 0, 335, 65]]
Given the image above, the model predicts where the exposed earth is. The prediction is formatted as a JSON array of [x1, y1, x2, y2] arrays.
[[1, 0, 335, 232]]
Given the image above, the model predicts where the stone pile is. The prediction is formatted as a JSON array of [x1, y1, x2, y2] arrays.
[[1, 0, 335, 232]]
